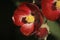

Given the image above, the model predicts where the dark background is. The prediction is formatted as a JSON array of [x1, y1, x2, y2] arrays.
[[0, 0, 57, 40]]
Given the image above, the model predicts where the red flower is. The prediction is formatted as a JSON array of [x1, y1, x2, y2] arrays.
[[12, 3, 43, 36], [36, 23, 49, 38], [36, 28, 48, 38], [41, 0, 60, 21]]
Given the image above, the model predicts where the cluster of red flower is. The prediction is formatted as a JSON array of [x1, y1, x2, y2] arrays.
[[12, 0, 60, 39]]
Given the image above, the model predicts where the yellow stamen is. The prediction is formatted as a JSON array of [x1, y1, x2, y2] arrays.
[[26, 15, 35, 23], [56, 0, 60, 9]]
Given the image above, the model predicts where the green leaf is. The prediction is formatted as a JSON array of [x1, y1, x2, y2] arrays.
[[47, 20, 60, 39]]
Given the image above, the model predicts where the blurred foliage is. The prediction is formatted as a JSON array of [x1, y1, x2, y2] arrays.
[[47, 20, 60, 40]]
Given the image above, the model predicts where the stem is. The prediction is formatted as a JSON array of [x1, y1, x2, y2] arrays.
[[38, 38, 44, 40], [44, 17, 48, 24], [33, 0, 35, 3], [38, 36, 47, 40]]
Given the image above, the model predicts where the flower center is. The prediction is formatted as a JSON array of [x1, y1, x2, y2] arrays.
[[26, 15, 35, 23], [56, 0, 60, 9]]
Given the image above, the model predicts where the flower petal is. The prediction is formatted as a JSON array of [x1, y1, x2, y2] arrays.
[[20, 23, 34, 36]]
